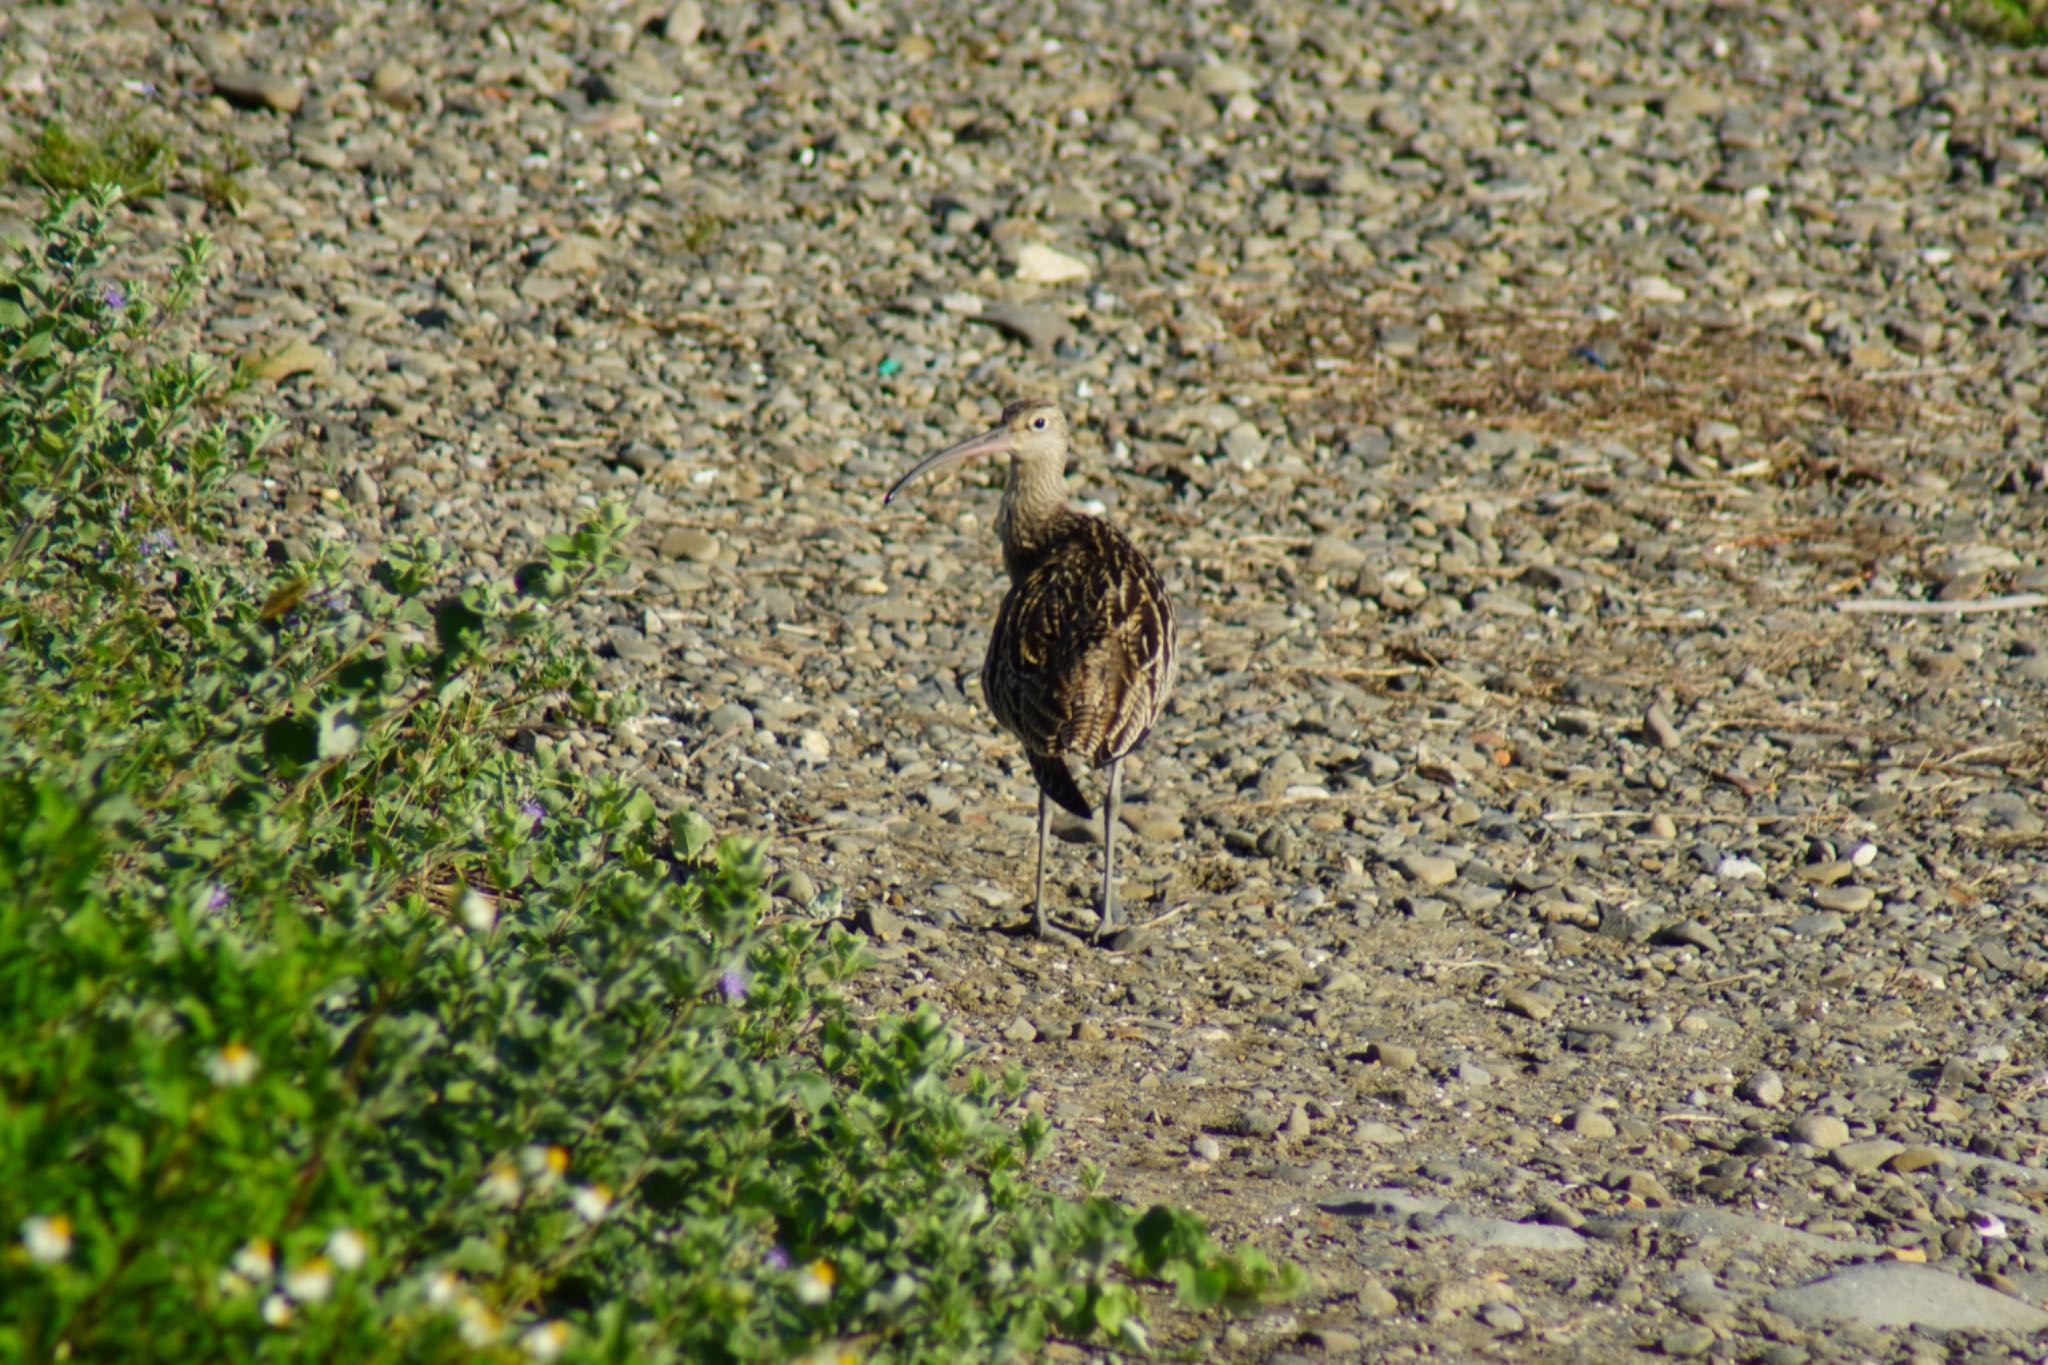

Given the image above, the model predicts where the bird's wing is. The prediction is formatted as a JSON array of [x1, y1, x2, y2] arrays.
[[988, 529, 1174, 766]]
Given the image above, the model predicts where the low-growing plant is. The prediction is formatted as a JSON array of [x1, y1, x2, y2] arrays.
[[13, 117, 176, 199], [0, 187, 1299, 1362], [1944, 0, 2048, 43]]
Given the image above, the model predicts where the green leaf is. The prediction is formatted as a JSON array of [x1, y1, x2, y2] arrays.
[[669, 808, 714, 860]]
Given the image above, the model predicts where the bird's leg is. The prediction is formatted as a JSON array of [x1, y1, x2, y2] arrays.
[[1097, 758, 1122, 942], [1033, 786, 1050, 939]]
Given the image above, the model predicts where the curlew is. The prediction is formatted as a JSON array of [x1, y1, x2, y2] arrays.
[[885, 399, 1176, 941]]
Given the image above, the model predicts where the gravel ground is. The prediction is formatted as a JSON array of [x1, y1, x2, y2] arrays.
[[10, 1, 2048, 1358]]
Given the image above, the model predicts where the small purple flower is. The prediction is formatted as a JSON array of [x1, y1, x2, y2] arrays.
[[519, 799, 546, 832], [763, 1246, 790, 1272], [101, 284, 127, 311], [717, 970, 747, 1003], [322, 592, 350, 614], [1972, 1212, 2007, 1240], [205, 883, 230, 911], [139, 528, 175, 559]]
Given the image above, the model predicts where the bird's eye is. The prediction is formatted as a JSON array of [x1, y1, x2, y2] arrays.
[[1032, 416, 1047, 430]]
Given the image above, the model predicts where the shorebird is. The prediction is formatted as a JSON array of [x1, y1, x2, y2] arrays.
[[885, 400, 1176, 941]]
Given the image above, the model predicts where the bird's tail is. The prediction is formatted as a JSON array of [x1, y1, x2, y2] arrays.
[[1029, 751, 1091, 819]]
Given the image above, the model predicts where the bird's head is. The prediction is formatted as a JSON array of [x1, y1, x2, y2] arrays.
[[884, 399, 1069, 504]]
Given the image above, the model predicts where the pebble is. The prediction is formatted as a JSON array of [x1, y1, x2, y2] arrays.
[[659, 528, 721, 563], [1736, 1069, 1785, 1107], [1642, 703, 1681, 750], [1566, 1106, 1616, 1139], [1009, 243, 1091, 285], [1766, 1263, 2048, 1331], [212, 69, 305, 113], [1395, 853, 1458, 887], [1788, 1114, 1851, 1151], [1812, 885, 1874, 913], [1831, 1139, 1905, 1175]]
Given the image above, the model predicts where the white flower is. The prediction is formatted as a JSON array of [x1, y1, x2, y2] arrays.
[[422, 1269, 461, 1309], [479, 1162, 523, 1205], [326, 1226, 368, 1271], [283, 1256, 333, 1303], [569, 1183, 612, 1224], [205, 1041, 261, 1087], [19, 1214, 72, 1265], [261, 1292, 293, 1327], [232, 1238, 276, 1281], [794, 1258, 837, 1305], [458, 888, 498, 934], [458, 1298, 502, 1347], [521, 1321, 570, 1361], [520, 1144, 569, 1188]]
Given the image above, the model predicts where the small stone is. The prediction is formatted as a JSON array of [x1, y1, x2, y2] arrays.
[[660, 528, 722, 563], [1567, 1106, 1616, 1139], [1832, 1139, 1905, 1174], [1396, 852, 1458, 887], [1501, 988, 1555, 1021], [706, 701, 754, 735], [1660, 1326, 1716, 1357], [1192, 1133, 1223, 1161], [1358, 1282, 1399, 1316], [368, 58, 416, 103], [1789, 1114, 1851, 1150], [246, 339, 333, 382], [1814, 884, 1874, 913], [1885, 1146, 1952, 1174], [1194, 60, 1260, 98], [1737, 1069, 1786, 1107], [535, 236, 607, 276], [1632, 276, 1688, 304], [213, 69, 305, 114], [1010, 242, 1091, 285], [779, 869, 819, 905], [1318, 969, 1368, 995], [1642, 703, 1681, 749], [1660, 84, 1725, 118], [1002, 1018, 1039, 1044], [972, 299, 1067, 350], [1480, 1303, 1527, 1334], [1368, 1042, 1418, 1070], [1072, 1019, 1106, 1043]]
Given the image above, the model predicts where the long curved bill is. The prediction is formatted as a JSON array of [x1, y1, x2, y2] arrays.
[[883, 425, 1014, 504]]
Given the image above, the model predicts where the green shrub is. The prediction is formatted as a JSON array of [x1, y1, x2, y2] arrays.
[[0, 187, 1298, 1363]]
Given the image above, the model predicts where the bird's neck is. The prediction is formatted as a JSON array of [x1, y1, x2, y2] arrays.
[[996, 457, 1072, 580]]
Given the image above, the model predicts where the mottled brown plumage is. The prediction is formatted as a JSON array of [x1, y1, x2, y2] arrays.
[[885, 400, 1176, 940]]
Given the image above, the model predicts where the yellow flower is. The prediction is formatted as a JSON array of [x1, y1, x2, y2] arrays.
[[19, 1214, 72, 1264], [794, 1258, 836, 1305], [205, 1040, 261, 1087]]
